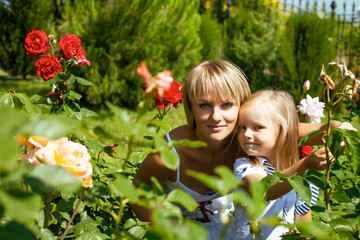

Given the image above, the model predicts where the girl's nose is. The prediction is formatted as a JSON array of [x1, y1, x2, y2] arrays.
[[244, 128, 253, 138]]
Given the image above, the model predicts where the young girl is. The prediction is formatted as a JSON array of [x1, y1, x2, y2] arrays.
[[233, 90, 320, 239]]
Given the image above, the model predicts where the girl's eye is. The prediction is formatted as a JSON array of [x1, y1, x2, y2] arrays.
[[255, 126, 263, 130], [239, 126, 246, 130]]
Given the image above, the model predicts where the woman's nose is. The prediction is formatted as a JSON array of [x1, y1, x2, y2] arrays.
[[211, 107, 222, 121]]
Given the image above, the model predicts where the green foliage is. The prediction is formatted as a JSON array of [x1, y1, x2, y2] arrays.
[[280, 12, 336, 103], [224, 4, 283, 92], [0, 0, 54, 77], [58, 0, 203, 108]]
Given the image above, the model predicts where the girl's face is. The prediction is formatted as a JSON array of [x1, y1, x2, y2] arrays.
[[191, 95, 239, 144], [238, 105, 279, 162]]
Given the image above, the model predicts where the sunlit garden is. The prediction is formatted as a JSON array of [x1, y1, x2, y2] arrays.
[[1, 0, 360, 239]]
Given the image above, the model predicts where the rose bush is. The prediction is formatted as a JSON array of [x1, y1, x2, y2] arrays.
[[34, 55, 63, 81], [24, 29, 49, 58]]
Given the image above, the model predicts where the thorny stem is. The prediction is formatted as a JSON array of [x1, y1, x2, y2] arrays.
[[60, 195, 84, 240], [44, 194, 56, 228]]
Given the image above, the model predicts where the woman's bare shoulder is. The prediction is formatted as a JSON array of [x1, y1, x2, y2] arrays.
[[167, 125, 195, 141]]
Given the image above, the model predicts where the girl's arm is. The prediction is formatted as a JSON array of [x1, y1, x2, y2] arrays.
[[130, 152, 175, 222], [294, 210, 312, 222], [242, 148, 330, 200]]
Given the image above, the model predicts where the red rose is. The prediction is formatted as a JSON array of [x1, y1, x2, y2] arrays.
[[154, 81, 183, 109], [299, 146, 314, 159], [34, 55, 63, 81], [25, 29, 49, 58], [59, 34, 90, 66]]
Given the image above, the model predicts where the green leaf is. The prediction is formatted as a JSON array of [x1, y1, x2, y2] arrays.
[[328, 129, 343, 159], [67, 75, 76, 86], [0, 190, 41, 224], [288, 175, 312, 206], [69, 90, 83, 100], [75, 77, 93, 86], [127, 226, 146, 239], [19, 114, 79, 139], [166, 189, 199, 212], [109, 175, 138, 202], [0, 136, 19, 172], [342, 130, 360, 173], [160, 147, 179, 170], [14, 93, 37, 113], [214, 166, 241, 195], [0, 92, 15, 107], [80, 107, 99, 118], [75, 232, 110, 240], [186, 169, 223, 193], [26, 165, 82, 193], [39, 228, 56, 240], [170, 139, 207, 148], [298, 130, 325, 146], [0, 221, 37, 240]]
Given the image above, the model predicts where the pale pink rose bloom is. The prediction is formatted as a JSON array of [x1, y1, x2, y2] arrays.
[[343, 64, 355, 80], [29, 138, 93, 188], [354, 79, 360, 93], [303, 80, 310, 91], [136, 61, 173, 96], [297, 94, 325, 124]]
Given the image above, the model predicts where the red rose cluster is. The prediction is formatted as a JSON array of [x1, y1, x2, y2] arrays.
[[136, 61, 183, 109], [154, 81, 183, 109], [25, 29, 90, 81]]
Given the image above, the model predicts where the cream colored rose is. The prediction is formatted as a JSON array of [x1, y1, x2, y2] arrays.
[[29, 138, 93, 188]]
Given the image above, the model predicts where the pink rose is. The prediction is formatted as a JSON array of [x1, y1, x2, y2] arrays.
[[29, 138, 93, 188]]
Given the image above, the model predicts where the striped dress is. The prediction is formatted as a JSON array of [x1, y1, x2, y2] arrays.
[[232, 157, 319, 240]]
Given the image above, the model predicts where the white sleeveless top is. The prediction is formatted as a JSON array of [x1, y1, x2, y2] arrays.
[[161, 132, 235, 240]]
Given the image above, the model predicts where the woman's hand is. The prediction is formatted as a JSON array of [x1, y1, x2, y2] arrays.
[[303, 147, 333, 171], [337, 122, 358, 132]]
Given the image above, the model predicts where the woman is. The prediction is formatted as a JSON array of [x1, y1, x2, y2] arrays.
[[131, 59, 352, 239]]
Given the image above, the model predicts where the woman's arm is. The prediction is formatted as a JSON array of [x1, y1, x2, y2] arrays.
[[130, 152, 175, 222], [299, 121, 358, 145]]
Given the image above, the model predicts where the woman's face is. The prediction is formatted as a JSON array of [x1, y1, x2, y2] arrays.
[[191, 95, 239, 144]]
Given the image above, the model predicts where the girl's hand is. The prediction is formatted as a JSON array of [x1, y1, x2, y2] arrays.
[[303, 147, 333, 171]]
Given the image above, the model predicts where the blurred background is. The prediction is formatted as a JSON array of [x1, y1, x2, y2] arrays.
[[1, 0, 360, 110]]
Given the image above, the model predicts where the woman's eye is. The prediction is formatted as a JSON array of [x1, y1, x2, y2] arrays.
[[222, 102, 233, 108], [200, 103, 210, 109]]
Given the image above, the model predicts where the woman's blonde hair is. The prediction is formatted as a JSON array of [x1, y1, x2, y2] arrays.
[[183, 59, 251, 129], [240, 90, 299, 170]]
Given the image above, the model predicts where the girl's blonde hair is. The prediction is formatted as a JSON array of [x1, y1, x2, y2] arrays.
[[183, 59, 251, 129], [241, 90, 299, 170]]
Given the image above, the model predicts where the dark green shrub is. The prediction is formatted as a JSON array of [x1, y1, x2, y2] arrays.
[[280, 12, 336, 102], [224, 4, 283, 92], [0, 0, 54, 78], [58, 0, 203, 108]]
